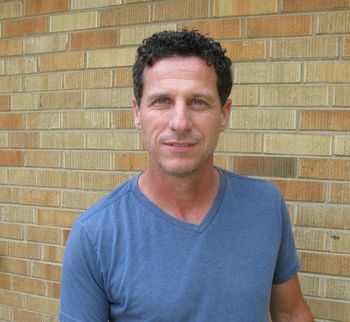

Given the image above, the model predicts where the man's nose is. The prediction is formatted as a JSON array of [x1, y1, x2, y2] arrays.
[[168, 101, 192, 133]]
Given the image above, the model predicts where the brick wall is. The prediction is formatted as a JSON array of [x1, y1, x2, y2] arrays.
[[0, 0, 349, 321]]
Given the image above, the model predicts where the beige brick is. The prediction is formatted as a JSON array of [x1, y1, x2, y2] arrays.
[[39, 52, 84, 72], [333, 86, 350, 106], [318, 12, 350, 34], [9, 132, 40, 148], [230, 86, 258, 106], [214, 154, 230, 171], [50, 11, 98, 32], [283, 0, 350, 12], [46, 281, 61, 298], [82, 172, 131, 190], [40, 91, 84, 109], [230, 109, 296, 130], [5, 56, 37, 75], [12, 93, 41, 110], [0, 257, 29, 275], [111, 110, 134, 129], [63, 150, 111, 170], [329, 231, 350, 254], [330, 183, 350, 204], [0, 222, 22, 240], [265, 134, 332, 155], [305, 61, 350, 83], [120, 24, 176, 45], [115, 68, 132, 87], [293, 227, 327, 251], [308, 298, 350, 321], [0, 289, 24, 307], [235, 63, 301, 84], [345, 36, 350, 57], [40, 132, 85, 149], [217, 132, 262, 153], [0, 61, 4, 75], [37, 170, 81, 189], [325, 278, 350, 300], [25, 151, 61, 168], [299, 274, 320, 297], [85, 88, 133, 108], [87, 47, 136, 68], [113, 152, 148, 171], [0, 240, 9, 256], [0, 133, 8, 147], [42, 245, 64, 263], [86, 132, 139, 150], [64, 71, 112, 89], [0, 39, 22, 57], [71, 0, 121, 9], [213, 0, 277, 16], [24, 74, 63, 92], [0, 95, 10, 111], [61, 191, 105, 210], [271, 37, 338, 59], [0, 304, 10, 320], [0, 1, 22, 19], [36, 209, 80, 228], [335, 135, 350, 156], [26, 226, 61, 244], [100, 3, 149, 26], [13, 308, 43, 322], [62, 111, 110, 129], [0, 274, 12, 290], [25, 0, 69, 15], [0, 168, 7, 184], [261, 86, 328, 106], [8, 168, 36, 186], [0, 75, 22, 93], [24, 35, 67, 54], [1, 206, 34, 224], [293, 205, 350, 229], [223, 40, 267, 61], [25, 294, 60, 314], [13, 276, 46, 296], [27, 112, 61, 129]]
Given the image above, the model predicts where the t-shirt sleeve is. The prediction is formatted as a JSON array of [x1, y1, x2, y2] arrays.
[[59, 220, 109, 322], [273, 197, 300, 284]]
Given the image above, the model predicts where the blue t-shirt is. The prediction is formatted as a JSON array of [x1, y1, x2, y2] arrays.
[[59, 169, 299, 322]]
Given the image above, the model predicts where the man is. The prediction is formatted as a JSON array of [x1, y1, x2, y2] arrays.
[[59, 30, 313, 321]]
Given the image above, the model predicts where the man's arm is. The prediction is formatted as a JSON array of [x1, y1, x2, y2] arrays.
[[270, 274, 313, 322]]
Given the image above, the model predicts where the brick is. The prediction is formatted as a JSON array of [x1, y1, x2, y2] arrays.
[[271, 179, 325, 202], [113, 152, 148, 171], [155, 0, 207, 21], [39, 52, 84, 72], [0, 169, 6, 184], [72, 0, 121, 9], [0, 39, 22, 57], [0, 150, 24, 166], [230, 86, 258, 106], [0, 240, 9, 256], [111, 110, 134, 129], [50, 11, 98, 32], [223, 40, 266, 61], [0, 257, 29, 275], [308, 298, 350, 321], [27, 112, 61, 130], [40, 132, 85, 149], [24, 35, 67, 54], [299, 274, 320, 297], [5, 56, 37, 75], [213, 0, 277, 16], [64, 71, 112, 89], [26, 226, 61, 244], [13, 308, 43, 322], [9, 241, 41, 259], [0, 95, 10, 111], [329, 231, 350, 254], [265, 134, 332, 155], [8, 168, 36, 186], [0, 1, 21, 19], [282, 0, 350, 12], [293, 227, 327, 251], [325, 278, 350, 300], [3, 17, 47, 37], [100, 4, 149, 26], [230, 109, 296, 130], [87, 47, 136, 68], [261, 86, 328, 106], [9, 132, 40, 148], [0, 133, 8, 148], [248, 15, 312, 37], [37, 170, 81, 189], [305, 61, 350, 83], [115, 68, 133, 87], [180, 19, 240, 39], [217, 133, 263, 153], [333, 86, 350, 106], [293, 205, 350, 229], [235, 63, 301, 83], [0, 223, 22, 240], [25, 0, 68, 15], [86, 132, 139, 150], [62, 111, 110, 129], [40, 91, 84, 110], [25, 151, 61, 168], [85, 88, 133, 107], [345, 36, 350, 56], [25, 294, 60, 314], [232, 156, 296, 178], [1, 206, 34, 224], [318, 12, 350, 34], [0, 289, 24, 307], [300, 110, 350, 131], [214, 154, 230, 170], [330, 183, 350, 204], [271, 37, 338, 59], [0, 273, 12, 290], [12, 93, 41, 110], [335, 135, 350, 156], [61, 191, 105, 209], [24, 74, 63, 92], [0, 303, 10, 320], [301, 159, 350, 181], [13, 276, 45, 295], [36, 209, 79, 228], [120, 24, 176, 45], [63, 151, 112, 170], [42, 245, 64, 263], [46, 281, 61, 298], [70, 30, 119, 50], [82, 172, 131, 190], [0, 75, 22, 93]]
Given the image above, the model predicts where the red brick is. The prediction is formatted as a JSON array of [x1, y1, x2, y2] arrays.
[[282, 0, 350, 12], [39, 52, 85, 72], [42, 245, 64, 263], [300, 110, 350, 131], [32, 261, 62, 281], [46, 282, 60, 298], [223, 40, 266, 61], [247, 15, 312, 37], [0, 150, 24, 166], [13, 276, 46, 295], [330, 183, 350, 204], [0, 39, 22, 57], [115, 68, 133, 87], [0, 114, 25, 130], [3, 17, 47, 37], [70, 30, 119, 50], [13, 308, 44, 322], [113, 152, 148, 171], [301, 159, 350, 181], [0, 95, 10, 111], [111, 110, 134, 129], [25, 0, 68, 15]]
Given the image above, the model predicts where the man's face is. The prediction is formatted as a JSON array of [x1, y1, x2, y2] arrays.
[[133, 56, 231, 177]]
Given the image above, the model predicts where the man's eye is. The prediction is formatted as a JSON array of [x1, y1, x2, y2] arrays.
[[192, 99, 205, 106], [155, 98, 170, 104]]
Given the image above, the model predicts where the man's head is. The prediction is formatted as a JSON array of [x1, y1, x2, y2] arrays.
[[133, 29, 233, 107]]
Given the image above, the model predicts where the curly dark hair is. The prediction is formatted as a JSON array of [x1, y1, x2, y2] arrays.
[[132, 29, 233, 107]]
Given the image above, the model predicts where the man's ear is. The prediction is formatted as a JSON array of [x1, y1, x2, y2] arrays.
[[132, 97, 142, 130], [220, 98, 231, 131]]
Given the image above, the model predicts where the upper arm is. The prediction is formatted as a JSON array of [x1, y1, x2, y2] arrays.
[[270, 274, 313, 322]]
